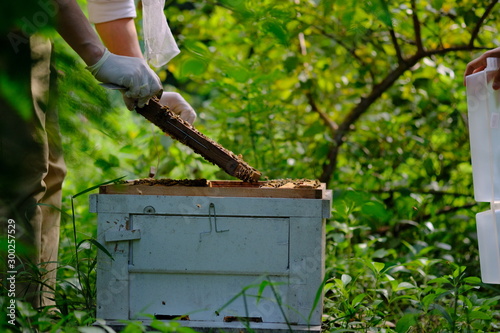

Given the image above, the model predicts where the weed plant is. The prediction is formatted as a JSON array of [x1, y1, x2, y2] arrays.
[[322, 190, 500, 332]]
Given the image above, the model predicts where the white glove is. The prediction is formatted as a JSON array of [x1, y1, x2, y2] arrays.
[[87, 48, 162, 109], [159, 92, 197, 124]]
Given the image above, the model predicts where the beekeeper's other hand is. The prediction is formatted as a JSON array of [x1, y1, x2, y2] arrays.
[[160, 92, 197, 124], [87, 49, 162, 109], [464, 47, 500, 90]]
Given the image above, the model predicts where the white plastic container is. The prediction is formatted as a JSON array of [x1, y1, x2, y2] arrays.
[[476, 210, 500, 283], [466, 58, 500, 202], [466, 57, 500, 284]]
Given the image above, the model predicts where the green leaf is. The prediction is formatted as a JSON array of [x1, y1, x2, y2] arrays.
[[269, 7, 295, 21], [463, 11, 478, 27], [372, 248, 392, 259], [482, 295, 500, 306], [452, 266, 466, 279], [428, 277, 451, 285], [16, 301, 37, 317], [464, 275, 482, 285], [460, 294, 473, 308], [303, 122, 326, 138], [120, 320, 147, 333], [323, 282, 334, 293], [218, 0, 253, 18], [72, 176, 126, 199], [431, 0, 445, 10], [151, 318, 195, 332], [322, 0, 335, 16], [374, 0, 393, 28], [430, 303, 453, 325], [360, 201, 390, 220], [0, 73, 31, 120], [395, 313, 418, 333], [283, 56, 299, 73], [340, 0, 357, 29], [180, 58, 208, 77], [261, 19, 289, 46], [35, 203, 72, 219], [78, 238, 114, 261], [422, 293, 437, 310], [351, 293, 367, 307], [391, 295, 418, 303], [395, 282, 416, 291], [183, 40, 211, 59], [368, 261, 385, 275], [94, 154, 120, 172], [468, 310, 492, 320], [225, 65, 250, 83], [119, 144, 136, 154], [257, 280, 271, 302], [78, 328, 107, 333], [334, 278, 345, 290], [423, 157, 434, 176], [341, 274, 352, 286], [308, 275, 329, 322]]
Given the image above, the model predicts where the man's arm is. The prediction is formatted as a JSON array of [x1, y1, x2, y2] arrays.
[[53, 0, 162, 109], [95, 18, 142, 58], [54, 0, 105, 65], [95, 14, 196, 123]]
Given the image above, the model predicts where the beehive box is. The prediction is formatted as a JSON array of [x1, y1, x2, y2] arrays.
[[90, 180, 332, 332]]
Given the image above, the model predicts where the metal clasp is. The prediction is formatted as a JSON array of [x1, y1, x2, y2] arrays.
[[209, 203, 229, 233], [199, 203, 228, 242]]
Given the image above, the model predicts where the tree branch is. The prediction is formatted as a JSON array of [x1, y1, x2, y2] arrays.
[[416, 203, 477, 223], [389, 27, 404, 64], [306, 91, 338, 134], [411, 0, 424, 54], [314, 2, 497, 184], [320, 54, 421, 182], [468, 0, 499, 47], [369, 188, 471, 197], [311, 24, 376, 83], [381, 202, 478, 235], [319, 45, 487, 184]]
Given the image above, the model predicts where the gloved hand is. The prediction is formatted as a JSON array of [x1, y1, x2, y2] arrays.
[[159, 92, 197, 124], [87, 48, 162, 109]]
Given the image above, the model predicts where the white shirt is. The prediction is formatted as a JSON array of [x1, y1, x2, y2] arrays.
[[87, 0, 136, 24]]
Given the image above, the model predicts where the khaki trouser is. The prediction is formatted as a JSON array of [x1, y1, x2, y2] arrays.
[[0, 34, 66, 308]]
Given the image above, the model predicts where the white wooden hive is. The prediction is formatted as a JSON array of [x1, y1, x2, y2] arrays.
[[90, 180, 332, 332]]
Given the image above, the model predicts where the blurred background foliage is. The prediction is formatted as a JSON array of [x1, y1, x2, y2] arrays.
[[57, 0, 495, 243], [8, 0, 500, 330]]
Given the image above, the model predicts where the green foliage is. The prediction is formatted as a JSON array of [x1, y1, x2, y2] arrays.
[[4, 0, 500, 331], [324, 190, 500, 331]]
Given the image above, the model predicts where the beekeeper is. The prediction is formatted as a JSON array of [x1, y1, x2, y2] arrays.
[[88, 0, 196, 123], [0, 0, 192, 308]]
